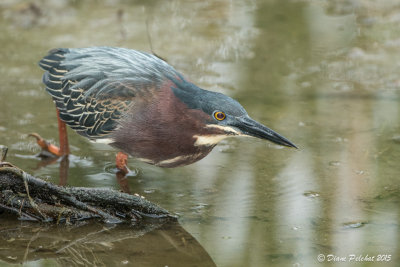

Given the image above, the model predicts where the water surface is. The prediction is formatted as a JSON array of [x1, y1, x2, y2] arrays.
[[0, 0, 399, 266]]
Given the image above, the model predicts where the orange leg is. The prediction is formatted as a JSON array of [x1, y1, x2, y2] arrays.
[[56, 109, 70, 156], [116, 152, 129, 174], [115, 152, 130, 193], [30, 109, 69, 157]]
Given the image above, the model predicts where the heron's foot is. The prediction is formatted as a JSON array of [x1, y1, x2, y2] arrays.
[[29, 133, 62, 158], [116, 152, 129, 175]]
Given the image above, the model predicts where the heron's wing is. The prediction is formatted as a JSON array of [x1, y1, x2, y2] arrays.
[[39, 47, 177, 140]]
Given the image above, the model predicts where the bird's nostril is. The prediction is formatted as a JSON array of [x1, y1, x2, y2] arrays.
[[243, 121, 253, 127], [237, 117, 254, 127]]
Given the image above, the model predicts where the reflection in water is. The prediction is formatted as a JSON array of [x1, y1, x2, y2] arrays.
[[1, 0, 400, 266], [305, 4, 356, 54], [0, 218, 215, 267], [275, 151, 318, 266]]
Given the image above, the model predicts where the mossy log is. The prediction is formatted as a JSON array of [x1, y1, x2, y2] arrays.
[[0, 162, 174, 224]]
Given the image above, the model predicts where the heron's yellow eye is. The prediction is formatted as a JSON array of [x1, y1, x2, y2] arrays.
[[214, 111, 226, 121]]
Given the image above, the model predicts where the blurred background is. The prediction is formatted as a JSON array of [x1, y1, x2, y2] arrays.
[[0, 0, 400, 266]]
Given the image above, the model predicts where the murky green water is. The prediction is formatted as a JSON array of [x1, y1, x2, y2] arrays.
[[1, 0, 400, 266]]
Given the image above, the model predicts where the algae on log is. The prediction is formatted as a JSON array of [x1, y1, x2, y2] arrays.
[[0, 162, 175, 224]]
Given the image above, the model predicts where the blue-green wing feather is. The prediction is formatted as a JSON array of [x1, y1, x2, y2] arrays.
[[39, 47, 178, 140]]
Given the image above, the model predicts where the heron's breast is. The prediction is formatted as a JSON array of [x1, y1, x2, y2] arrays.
[[110, 81, 223, 166]]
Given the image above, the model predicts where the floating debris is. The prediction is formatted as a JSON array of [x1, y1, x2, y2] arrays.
[[144, 189, 155, 194], [342, 221, 368, 229], [329, 161, 341, 167], [391, 135, 400, 144], [303, 191, 320, 198]]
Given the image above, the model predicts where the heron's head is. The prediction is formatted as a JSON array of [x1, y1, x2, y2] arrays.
[[170, 76, 297, 148]]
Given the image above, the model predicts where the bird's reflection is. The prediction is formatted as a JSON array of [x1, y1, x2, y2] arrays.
[[115, 168, 131, 194], [32, 151, 132, 192], [0, 218, 216, 267], [58, 155, 69, 186]]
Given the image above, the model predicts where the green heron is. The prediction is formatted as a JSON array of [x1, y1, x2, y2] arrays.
[[35, 47, 296, 171]]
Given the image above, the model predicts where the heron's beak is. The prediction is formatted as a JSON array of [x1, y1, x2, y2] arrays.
[[234, 116, 297, 148]]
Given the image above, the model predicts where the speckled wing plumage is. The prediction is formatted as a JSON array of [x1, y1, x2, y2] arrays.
[[38, 47, 178, 141]]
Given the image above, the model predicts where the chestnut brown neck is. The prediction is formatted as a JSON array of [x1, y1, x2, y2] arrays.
[[110, 81, 225, 167]]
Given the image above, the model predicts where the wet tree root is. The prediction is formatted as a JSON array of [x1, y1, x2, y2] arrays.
[[0, 162, 174, 224]]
